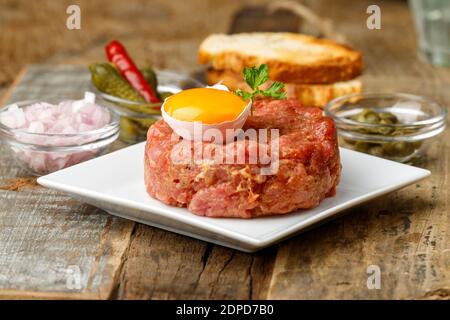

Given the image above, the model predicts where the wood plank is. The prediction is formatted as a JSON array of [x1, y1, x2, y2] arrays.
[[0, 67, 135, 299], [267, 0, 450, 299], [115, 224, 277, 299], [0, 187, 135, 299]]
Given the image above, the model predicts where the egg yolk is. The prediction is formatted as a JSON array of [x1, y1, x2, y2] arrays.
[[164, 88, 247, 124]]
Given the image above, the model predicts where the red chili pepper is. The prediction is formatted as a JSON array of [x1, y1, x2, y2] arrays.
[[106, 40, 160, 103]]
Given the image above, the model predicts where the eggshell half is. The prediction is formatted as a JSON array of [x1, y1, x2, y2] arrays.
[[161, 84, 252, 141]]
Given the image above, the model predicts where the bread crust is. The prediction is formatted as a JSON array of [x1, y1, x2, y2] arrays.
[[199, 33, 363, 84], [207, 68, 362, 108]]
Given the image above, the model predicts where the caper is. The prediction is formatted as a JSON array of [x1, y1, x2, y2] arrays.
[[365, 113, 380, 124], [368, 145, 384, 157], [360, 108, 374, 117], [379, 112, 398, 123], [351, 108, 379, 124], [391, 130, 404, 136], [383, 142, 411, 157], [377, 121, 394, 135], [344, 108, 420, 161], [380, 118, 393, 125]]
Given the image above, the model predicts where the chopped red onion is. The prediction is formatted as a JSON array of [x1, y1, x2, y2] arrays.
[[0, 92, 114, 174]]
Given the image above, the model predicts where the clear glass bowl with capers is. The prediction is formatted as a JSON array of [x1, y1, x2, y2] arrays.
[[90, 65, 203, 144], [325, 93, 447, 163]]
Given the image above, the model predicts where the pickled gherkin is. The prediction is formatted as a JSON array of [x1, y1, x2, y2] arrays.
[[119, 117, 158, 143], [141, 66, 174, 102], [89, 63, 174, 143], [89, 63, 146, 102], [141, 66, 159, 98]]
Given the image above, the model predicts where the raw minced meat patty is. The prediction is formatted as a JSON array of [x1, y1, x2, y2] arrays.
[[144, 98, 341, 218]]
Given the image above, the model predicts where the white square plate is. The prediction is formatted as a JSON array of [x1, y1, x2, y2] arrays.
[[38, 142, 430, 252]]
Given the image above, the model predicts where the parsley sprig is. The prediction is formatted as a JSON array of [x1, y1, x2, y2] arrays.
[[235, 64, 287, 101]]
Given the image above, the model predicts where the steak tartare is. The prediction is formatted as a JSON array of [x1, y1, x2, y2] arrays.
[[144, 99, 341, 218]]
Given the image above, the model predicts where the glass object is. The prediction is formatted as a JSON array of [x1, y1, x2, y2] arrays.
[[409, 0, 450, 67], [325, 93, 447, 163], [92, 70, 203, 144], [0, 98, 120, 176]]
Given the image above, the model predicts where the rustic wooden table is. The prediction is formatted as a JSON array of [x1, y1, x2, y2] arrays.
[[0, 0, 449, 299]]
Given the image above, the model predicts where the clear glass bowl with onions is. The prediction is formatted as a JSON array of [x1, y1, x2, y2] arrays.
[[325, 93, 447, 163], [0, 92, 120, 176]]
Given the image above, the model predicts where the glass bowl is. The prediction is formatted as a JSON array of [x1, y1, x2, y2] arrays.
[[91, 70, 204, 144], [325, 93, 447, 163], [0, 98, 120, 176]]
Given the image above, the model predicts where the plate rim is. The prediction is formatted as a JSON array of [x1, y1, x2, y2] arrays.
[[37, 144, 431, 248]]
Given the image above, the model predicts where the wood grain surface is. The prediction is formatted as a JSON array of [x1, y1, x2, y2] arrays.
[[0, 0, 449, 300]]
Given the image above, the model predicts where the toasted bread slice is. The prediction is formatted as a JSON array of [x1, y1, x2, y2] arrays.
[[199, 33, 363, 85], [207, 68, 362, 108]]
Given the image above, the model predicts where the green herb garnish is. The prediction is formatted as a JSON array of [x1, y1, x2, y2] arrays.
[[235, 64, 287, 101]]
